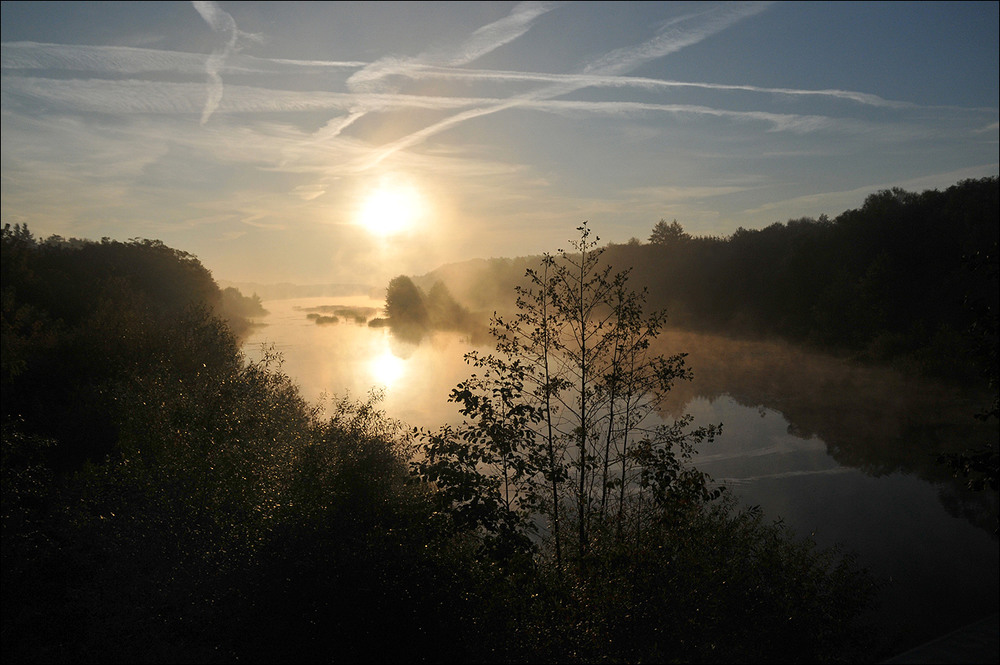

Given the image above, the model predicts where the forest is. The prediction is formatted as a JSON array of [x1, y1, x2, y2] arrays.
[[412, 178, 998, 386], [1, 177, 996, 664]]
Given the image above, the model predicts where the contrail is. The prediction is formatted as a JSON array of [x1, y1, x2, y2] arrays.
[[365, 2, 773, 167], [330, 1, 561, 147], [393, 65, 908, 109], [582, 1, 771, 75], [1, 40, 910, 110], [192, 0, 261, 124], [1, 75, 859, 145], [455, 1, 562, 65], [347, 1, 562, 92]]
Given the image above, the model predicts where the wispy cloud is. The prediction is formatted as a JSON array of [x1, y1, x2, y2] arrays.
[[0, 75, 490, 116], [364, 2, 775, 166], [397, 65, 911, 107], [191, 0, 262, 124], [347, 1, 562, 92], [583, 1, 772, 76], [0, 38, 944, 121], [2, 37, 908, 111], [0, 62, 921, 137], [1, 41, 209, 75], [313, 1, 564, 160], [3, 1, 995, 280], [0, 40, 365, 76], [624, 184, 757, 202], [0, 1, 880, 169]]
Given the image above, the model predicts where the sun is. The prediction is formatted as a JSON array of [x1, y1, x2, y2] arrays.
[[357, 177, 425, 236]]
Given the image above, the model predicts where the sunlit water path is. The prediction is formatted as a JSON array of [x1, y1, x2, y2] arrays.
[[243, 297, 998, 656]]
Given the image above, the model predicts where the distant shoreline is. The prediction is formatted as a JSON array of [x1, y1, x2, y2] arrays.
[[219, 281, 379, 301]]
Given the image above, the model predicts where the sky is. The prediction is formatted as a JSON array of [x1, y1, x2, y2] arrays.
[[2, 1, 998, 286]]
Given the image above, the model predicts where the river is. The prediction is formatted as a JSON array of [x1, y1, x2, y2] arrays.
[[243, 296, 999, 657]]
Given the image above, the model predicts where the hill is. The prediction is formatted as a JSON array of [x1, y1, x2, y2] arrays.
[[410, 177, 998, 383]]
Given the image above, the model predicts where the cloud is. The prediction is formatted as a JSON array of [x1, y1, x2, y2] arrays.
[[1, 40, 366, 76], [395, 65, 910, 108], [317, 1, 562, 155], [3, 39, 908, 113], [1, 41, 208, 75], [625, 184, 757, 202], [521, 99, 842, 133], [364, 2, 775, 166], [191, 0, 263, 124], [347, 1, 561, 92], [5, 1, 994, 277], [0, 75, 486, 116], [582, 1, 772, 76], [0, 69, 903, 140], [443, 1, 562, 66]]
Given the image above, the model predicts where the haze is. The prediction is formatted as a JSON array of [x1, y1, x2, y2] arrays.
[[2, 1, 997, 286]]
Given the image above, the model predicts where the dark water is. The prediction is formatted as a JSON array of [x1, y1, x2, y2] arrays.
[[245, 298, 999, 656]]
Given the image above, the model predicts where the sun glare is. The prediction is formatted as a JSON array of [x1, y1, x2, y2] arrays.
[[370, 350, 405, 388], [357, 178, 424, 236]]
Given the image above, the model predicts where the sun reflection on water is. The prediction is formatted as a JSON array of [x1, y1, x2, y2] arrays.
[[370, 349, 405, 388]]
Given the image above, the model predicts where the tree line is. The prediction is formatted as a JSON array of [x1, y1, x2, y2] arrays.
[[3, 222, 880, 662], [415, 177, 999, 384]]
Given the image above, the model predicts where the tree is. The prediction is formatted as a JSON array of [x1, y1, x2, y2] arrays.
[[413, 223, 720, 566], [648, 219, 690, 245], [383, 275, 429, 342], [384, 275, 428, 326]]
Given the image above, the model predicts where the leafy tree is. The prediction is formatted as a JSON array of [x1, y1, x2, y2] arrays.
[[382, 276, 479, 341], [218, 286, 267, 335], [410, 224, 878, 663], [938, 240, 999, 503], [384, 275, 429, 327], [648, 218, 690, 244], [3, 223, 884, 663], [413, 224, 720, 565]]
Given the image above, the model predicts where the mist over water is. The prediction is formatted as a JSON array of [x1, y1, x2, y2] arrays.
[[243, 296, 999, 652], [242, 296, 480, 427]]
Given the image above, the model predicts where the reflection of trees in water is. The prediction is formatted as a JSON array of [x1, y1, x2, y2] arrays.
[[938, 482, 1000, 535], [654, 330, 998, 533]]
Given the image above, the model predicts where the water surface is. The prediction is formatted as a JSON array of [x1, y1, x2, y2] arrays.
[[243, 297, 999, 656]]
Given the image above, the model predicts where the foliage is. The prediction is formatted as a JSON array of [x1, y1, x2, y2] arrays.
[[384, 274, 429, 329], [413, 224, 722, 568], [534, 494, 880, 664], [413, 178, 999, 383], [937, 239, 999, 504], [219, 286, 267, 333], [0, 224, 267, 466], [383, 274, 481, 342], [410, 223, 879, 663], [648, 218, 691, 244], [2, 223, 881, 664]]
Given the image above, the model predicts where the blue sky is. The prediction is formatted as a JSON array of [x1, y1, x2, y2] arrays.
[[2, 1, 997, 285]]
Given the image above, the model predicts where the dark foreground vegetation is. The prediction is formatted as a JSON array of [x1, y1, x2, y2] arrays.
[[1, 223, 884, 663]]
